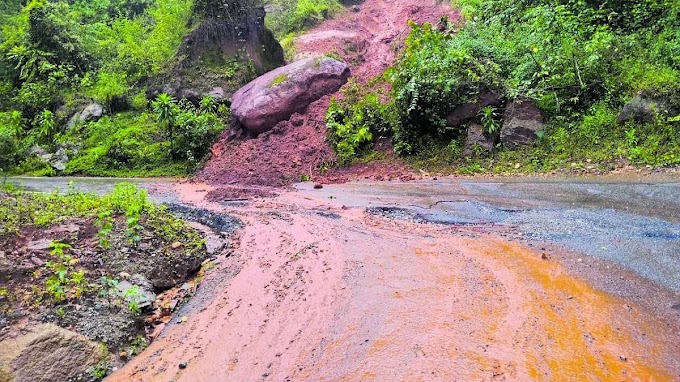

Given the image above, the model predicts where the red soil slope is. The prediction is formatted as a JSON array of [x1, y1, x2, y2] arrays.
[[194, 0, 459, 187]]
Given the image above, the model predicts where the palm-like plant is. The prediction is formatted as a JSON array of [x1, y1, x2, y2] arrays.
[[152, 93, 177, 139], [36, 109, 55, 143]]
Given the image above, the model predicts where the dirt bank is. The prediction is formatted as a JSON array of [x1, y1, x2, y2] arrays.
[[107, 184, 680, 381], [195, 0, 458, 187]]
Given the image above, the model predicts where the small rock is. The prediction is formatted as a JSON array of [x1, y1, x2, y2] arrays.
[[313, 184, 323, 189], [119, 351, 128, 359], [351, 5, 360, 12], [171, 241, 183, 249], [541, 253, 548, 260], [619, 355, 627, 361], [27, 239, 53, 251], [179, 362, 187, 369], [30, 256, 45, 266]]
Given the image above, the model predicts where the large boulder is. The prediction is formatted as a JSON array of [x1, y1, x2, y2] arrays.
[[0, 324, 104, 382], [231, 56, 350, 135], [446, 92, 504, 127], [501, 99, 545, 149], [66, 102, 104, 129], [617, 95, 677, 124]]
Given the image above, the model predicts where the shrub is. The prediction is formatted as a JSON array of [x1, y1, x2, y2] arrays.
[[325, 83, 396, 164], [387, 22, 503, 154], [266, 0, 342, 36]]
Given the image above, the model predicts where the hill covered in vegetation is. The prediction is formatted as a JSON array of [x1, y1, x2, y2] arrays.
[[0, 0, 342, 177], [326, 0, 680, 173]]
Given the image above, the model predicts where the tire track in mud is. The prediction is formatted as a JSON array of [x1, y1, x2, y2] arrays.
[[108, 187, 680, 381]]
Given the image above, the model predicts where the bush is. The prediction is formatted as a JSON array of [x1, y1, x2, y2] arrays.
[[387, 22, 503, 154], [0, 111, 25, 170], [325, 83, 396, 164], [266, 0, 342, 36]]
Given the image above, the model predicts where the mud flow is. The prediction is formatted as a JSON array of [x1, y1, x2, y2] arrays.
[[106, 178, 680, 382]]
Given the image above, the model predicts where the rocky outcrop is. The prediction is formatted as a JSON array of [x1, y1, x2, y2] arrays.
[[66, 102, 104, 129], [231, 56, 350, 135], [617, 95, 677, 124], [446, 92, 504, 127], [27, 144, 74, 171], [464, 123, 496, 156], [501, 99, 544, 149], [0, 324, 104, 382], [147, 0, 284, 103]]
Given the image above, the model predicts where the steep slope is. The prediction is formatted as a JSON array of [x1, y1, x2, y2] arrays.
[[195, 0, 459, 186]]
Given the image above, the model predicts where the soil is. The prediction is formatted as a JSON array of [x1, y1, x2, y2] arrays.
[[0, 196, 240, 378], [106, 182, 680, 381], [194, 0, 459, 187]]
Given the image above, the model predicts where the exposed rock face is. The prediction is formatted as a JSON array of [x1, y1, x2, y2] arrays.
[[0, 324, 104, 382], [231, 56, 350, 135], [464, 123, 496, 157], [66, 102, 104, 129], [501, 99, 545, 149], [446, 92, 504, 127], [617, 95, 677, 124], [147, 0, 284, 103]]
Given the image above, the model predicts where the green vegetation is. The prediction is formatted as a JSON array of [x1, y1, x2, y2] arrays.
[[0, 182, 202, 244], [327, 0, 680, 172], [326, 81, 395, 164], [0, 0, 229, 176], [270, 73, 289, 87], [266, 0, 342, 37], [0, 182, 205, 317]]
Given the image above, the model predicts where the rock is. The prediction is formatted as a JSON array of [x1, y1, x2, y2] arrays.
[[28, 145, 49, 157], [206, 87, 225, 99], [50, 147, 69, 171], [313, 183, 324, 189], [0, 324, 104, 382], [115, 276, 156, 309], [501, 99, 545, 149], [617, 96, 676, 124], [80, 103, 104, 122], [67, 103, 104, 129], [463, 123, 496, 157], [446, 92, 504, 127], [26, 239, 53, 252], [179, 362, 187, 369], [232, 56, 350, 135], [351, 5, 361, 12], [147, 0, 284, 103]]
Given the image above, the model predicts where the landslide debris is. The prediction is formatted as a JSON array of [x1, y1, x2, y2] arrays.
[[0, 183, 236, 380]]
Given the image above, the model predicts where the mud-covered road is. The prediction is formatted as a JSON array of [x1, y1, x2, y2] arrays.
[[9, 177, 680, 381], [9, 175, 680, 380]]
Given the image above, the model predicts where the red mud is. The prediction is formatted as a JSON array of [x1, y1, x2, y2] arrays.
[[107, 185, 680, 382], [194, 0, 459, 187]]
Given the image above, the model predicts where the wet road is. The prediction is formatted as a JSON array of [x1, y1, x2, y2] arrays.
[[296, 177, 680, 293], [8, 175, 680, 381]]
